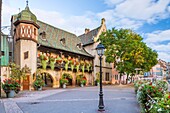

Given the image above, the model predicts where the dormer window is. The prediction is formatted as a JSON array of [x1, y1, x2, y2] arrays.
[[77, 43, 82, 50], [60, 38, 66, 46], [39, 31, 46, 41]]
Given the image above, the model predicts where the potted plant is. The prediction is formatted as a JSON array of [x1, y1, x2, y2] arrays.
[[80, 78, 87, 87], [95, 79, 100, 86], [80, 60, 85, 73], [2, 79, 20, 98], [38, 52, 49, 69], [33, 76, 45, 91], [49, 55, 56, 70], [60, 78, 68, 88]]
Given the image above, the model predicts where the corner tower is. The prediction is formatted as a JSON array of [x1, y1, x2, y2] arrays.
[[12, 3, 40, 75]]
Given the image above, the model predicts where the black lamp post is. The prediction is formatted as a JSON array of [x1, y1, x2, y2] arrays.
[[96, 43, 105, 111]]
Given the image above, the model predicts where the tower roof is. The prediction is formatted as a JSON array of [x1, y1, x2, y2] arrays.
[[16, 5, 37, 23]]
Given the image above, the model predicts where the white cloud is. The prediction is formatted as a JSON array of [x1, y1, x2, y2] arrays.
[[144, 29, 170, 43], [144, 29, 170, 62], [104, 0, 125, 6], [33, 9, 99, 35], [111, 0, 170, 23], [157, 52, 170, 62]]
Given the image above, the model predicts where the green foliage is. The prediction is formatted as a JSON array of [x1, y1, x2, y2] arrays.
[[135, 80, 169, 113], [60, 78, 69, 85], [150, 93, 170, 113], [62, 73, 72, 79], [80, 78, 87, 85], [9, 62, 29, 80], [99, 28, 158, 75], [76, 74, 86, 85], [60, 73, 72, 85], [33, 76, 45, 88], [2, 79, 20, 93]]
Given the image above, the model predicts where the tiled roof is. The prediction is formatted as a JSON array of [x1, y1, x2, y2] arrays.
[[78, 26, 101, 46], [37, 20, 93, 57]]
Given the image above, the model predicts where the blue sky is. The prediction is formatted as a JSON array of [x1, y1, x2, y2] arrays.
[[2, 0, 170, 62]]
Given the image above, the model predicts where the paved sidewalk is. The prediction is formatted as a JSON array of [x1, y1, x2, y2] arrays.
[[1, 89, 66, 113], [0, 99, 5, 113], [1, 86, 140, 113]]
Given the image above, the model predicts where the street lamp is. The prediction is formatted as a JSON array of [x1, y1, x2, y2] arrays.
[[96, 43, 105, 111]]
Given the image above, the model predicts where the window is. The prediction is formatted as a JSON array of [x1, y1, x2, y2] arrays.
[[60, 38, 66, 46], [115, 75, 118, 80], [105, 73, 110, 81], [76, 43, 82, 50], [34, 28, 36, 36], [9, 52, 12, 56], [156, 67, 161, 70], [1, 51, 4, 56], [39, 31, 46, 41], [24, 51, 29, 59]]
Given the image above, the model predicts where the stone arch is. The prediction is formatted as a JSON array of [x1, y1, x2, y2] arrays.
[[61, 72, 74, 86], [37, 69, 58, 88], [76, 73, 87, 86]]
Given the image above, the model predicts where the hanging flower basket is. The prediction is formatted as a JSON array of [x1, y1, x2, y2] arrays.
[[85, 60, 92, 72], [49, 55, 56, 70], [38, 53, 49, 70], [75, 62, 80, 72]]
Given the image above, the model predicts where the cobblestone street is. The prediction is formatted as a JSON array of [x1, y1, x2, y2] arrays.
[[0, 85, 140, 113]]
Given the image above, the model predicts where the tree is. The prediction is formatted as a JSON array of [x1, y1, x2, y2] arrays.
[[9, 63, 31, 81], [99, 28, 158, 84]]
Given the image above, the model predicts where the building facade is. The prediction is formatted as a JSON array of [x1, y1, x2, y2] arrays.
[[79, 18, 113, 84], [1, 3, 114, 91]]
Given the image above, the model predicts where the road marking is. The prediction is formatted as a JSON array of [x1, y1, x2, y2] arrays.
[[18, 97, 136, 103]]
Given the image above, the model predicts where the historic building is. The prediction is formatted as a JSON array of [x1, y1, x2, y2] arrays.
[[1, 4, 115, 90], [78, 18, 113, 84], [0, 3, 115, 91]]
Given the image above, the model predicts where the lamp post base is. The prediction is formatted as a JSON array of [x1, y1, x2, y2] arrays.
[[98, 107, 105, 111]]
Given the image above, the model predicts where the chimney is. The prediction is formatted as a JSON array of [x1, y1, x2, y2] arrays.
[[101, 18, 105, 25], [85, 28, 90, 34]]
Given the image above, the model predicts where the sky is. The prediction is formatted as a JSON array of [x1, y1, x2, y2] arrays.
[[2, 0, 170, 62]]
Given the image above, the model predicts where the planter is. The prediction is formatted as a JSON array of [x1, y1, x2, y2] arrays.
[[63, 84, 66, 88], [15, 88, 20, 94], [7, 90, 15, 98], [37, 86, 42, 91], [80, 84, 84, 87], [50, 62, 55, 70], [41, 60, 47, 69], [97, 82, 100, 86]]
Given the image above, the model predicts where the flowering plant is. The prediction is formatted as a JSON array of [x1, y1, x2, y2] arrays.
[[80, 60, 85, 66], [80, 78, 87, 85], [38, 52, 48, 61], [70, 58, 75, 71], [85, 60, 92, 72], [150, 93, 170, 113], [60, 78, 69, 85], [38, 52, 49, 69], [135, 80, 168, 113], [56, 55, 62, 64], [49, 55, 56, 70], [33, 76, 45, 89], [2, 79, 20, 93]]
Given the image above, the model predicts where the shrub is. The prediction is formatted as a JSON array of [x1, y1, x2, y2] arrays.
[[60, 78, 69, 85], [33, 76, 45, 88], [2, 79, 20, 93], [80, 78, 87, 85], [135, 80, 169, 113], [150, 93, 170, 113]]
